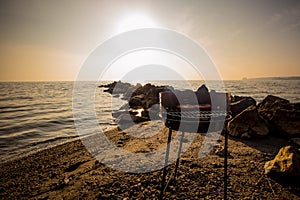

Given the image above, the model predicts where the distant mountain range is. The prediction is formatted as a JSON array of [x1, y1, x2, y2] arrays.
[[244, 76, 300, 80]]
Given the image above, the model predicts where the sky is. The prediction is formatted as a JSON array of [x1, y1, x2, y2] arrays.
[[0, 0, 299, 81]]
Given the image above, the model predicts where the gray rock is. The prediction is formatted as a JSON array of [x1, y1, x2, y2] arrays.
[[227, 105, 269, 139], [230, 96, 256, 117], [258, 95, 290, 121]]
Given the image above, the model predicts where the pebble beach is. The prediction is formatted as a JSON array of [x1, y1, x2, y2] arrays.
[[1, 120, 299, 199]]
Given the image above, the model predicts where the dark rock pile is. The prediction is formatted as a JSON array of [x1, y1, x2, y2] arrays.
[[227, 95, 300, 182], [228, 95, 300, 139], [100, 81, 300, 140], [99, 81, 172, 125]]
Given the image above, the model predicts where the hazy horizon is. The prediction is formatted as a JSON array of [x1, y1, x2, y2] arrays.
[[1, 75, 300, 83]]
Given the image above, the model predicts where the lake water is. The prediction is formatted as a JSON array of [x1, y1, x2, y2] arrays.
[[0, 80, 299, 162]]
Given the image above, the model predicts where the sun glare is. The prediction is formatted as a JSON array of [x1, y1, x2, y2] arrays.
[[115, 12, 159, 33]]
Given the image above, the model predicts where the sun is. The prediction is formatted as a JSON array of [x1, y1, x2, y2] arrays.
[[115, 12, 159, 33]]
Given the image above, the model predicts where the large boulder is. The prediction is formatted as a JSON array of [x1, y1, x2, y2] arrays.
[[230, 96, 256, 117], [258, 95, 290, 120], [258, 95, 300, 137], [264, 146, 300, 180], [227, 105, 269, 139], [196, 84, 211, 104], [129, 84, 171, 109], [128, 94, 145, 109], [144, 86, 171, 109]]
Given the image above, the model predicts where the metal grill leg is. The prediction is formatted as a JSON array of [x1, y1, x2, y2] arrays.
[[224, 130, 228, 200], [174, 131, 185, 181], [160, 127, 173, 200]]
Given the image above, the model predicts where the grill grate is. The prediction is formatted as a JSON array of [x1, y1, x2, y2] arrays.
[[162, 110, 229, 122]]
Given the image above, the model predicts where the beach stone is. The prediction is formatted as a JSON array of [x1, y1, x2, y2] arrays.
[[258, 95, 300, 137], [129, 94, 145, 109], [230, 96, 256, 117], [264, 146, 300, 178], [215, 147, 233, 158], [227, 105, 269, 139]]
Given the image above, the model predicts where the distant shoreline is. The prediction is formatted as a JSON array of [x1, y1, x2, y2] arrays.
[[243, 76, 300, 80]]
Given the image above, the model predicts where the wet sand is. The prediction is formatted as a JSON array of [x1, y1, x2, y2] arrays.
[[0, 121, 299, 199]]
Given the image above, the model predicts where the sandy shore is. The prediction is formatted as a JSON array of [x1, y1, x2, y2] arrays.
[[0, 121, 299, 199]]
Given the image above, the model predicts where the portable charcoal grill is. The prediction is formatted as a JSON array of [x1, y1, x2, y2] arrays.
[[159, 90, 231, 200]]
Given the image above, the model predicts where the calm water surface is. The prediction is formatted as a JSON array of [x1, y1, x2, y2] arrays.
[[0, 80, 299, 162]]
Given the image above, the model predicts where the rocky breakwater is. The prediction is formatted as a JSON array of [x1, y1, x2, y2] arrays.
[[99, 81, 172, 128], [100, 81, 227, 130]]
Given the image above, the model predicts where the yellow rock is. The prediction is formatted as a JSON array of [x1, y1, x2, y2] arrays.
[[264, 146, 300, 177]]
